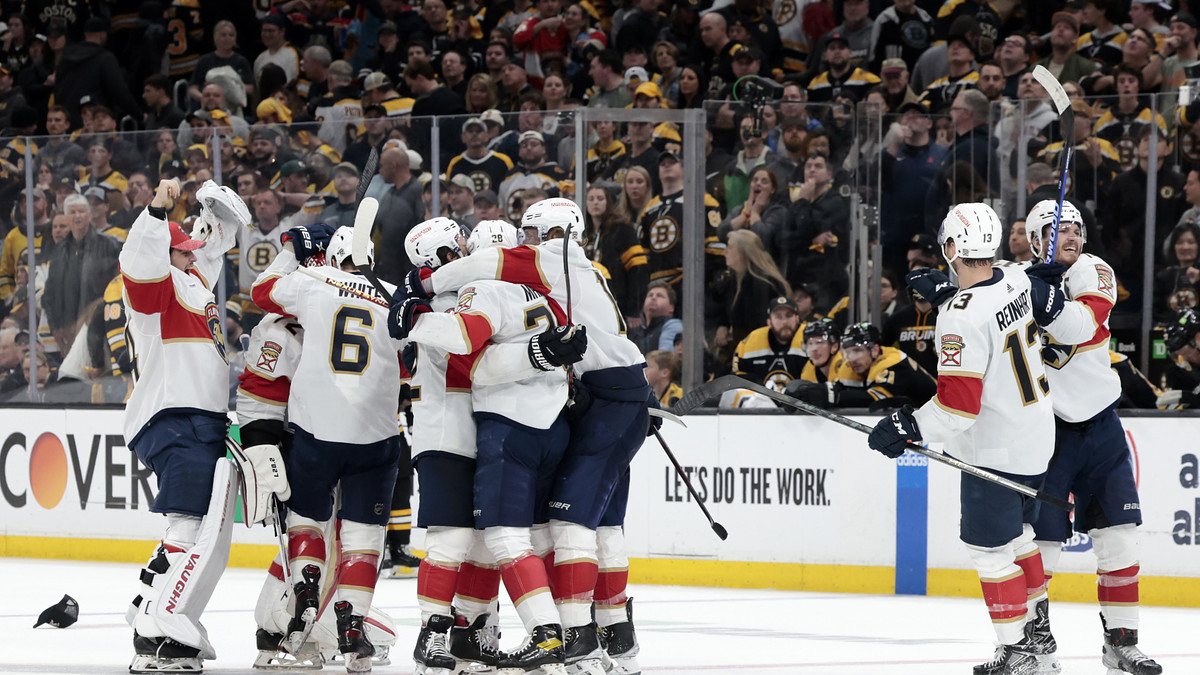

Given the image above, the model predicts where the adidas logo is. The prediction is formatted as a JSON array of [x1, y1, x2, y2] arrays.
[[1006, 283, 1015, 292]]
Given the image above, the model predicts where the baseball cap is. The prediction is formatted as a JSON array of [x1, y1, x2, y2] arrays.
[[379, 21, 398, 35], [186, 109, 213, 123], [623, 66, 649, 85], [329, 60, 354, 79], [947, 32, 975, 53], [78, 94, 100, 109], [909, 233, 938, 255], [364, 103, 387, 116], [461, 116, 486, 132], [732, 44, 762, 62], [363, 71, 391, 91], [449, 174, 476, 193], [33, 594, 78, 629], [1133, 0, 1173, 10], [53, 175, 77, 191], [766, 296, 798, 316], [634, 81, 664, 101], [170, 221, 205, 251], [261, 13, 289, 29], [161, 159, 186, 176], [825, 33, 850, 48], [881, 58, 907, 75], [280, 160, 308, 177], [657, 149, 681, 164], [333, 161, 359, 177], [1051, 11, 1080, 32], [1070, 99, 1094, 117], [83, 186, 107, 202], [480, 109, 504, 127], [474, 189, 499, 205], [1172, 12, 1199, 29], [224, 299, 243, 321], [518, 130, 544, 144], [898, 101, 928, 115], [186, 143, 209, 157]]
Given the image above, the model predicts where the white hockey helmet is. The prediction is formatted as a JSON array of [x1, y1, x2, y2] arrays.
[[522, 197, 584, 243], [937, 202, 1002, 264], [1025, 199, 1086, 260], [405, 217, 466, 269], [467, 219, 521, 253], [327, 226, 370, 269]]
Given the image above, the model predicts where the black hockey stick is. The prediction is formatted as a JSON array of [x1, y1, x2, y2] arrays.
[[651, 427, 728, 540], [674, 375, 1073, 512], [1032, 65, 1072, 262]]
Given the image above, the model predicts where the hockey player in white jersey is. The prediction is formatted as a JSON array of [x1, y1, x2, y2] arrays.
[[869, 203, 1056, 675], [1023, 200, 1162, 675], [405, 198, 652, 674], [252, 224, 403, 673], [120, 179, 243, 672], [390, 217, 588, 673]]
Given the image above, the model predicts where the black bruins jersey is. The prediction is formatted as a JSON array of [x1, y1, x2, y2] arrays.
[[732, 326, 808, 390], [883, 304, 938, 376], [446, 150, 514, 194], [636, 189, 725, 288], [834, 345, 938, 407]]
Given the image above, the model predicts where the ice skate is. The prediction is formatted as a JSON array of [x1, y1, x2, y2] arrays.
[[252, 628, 323, 669], [285, 565, 322, 654], [598, 599, 639, 675], [1026, 599, 1060, 674], [449, 612, 504, 672], [564, 623, 605, 675], [1101, 615, 1162, 675], [412, 613, 456, 675], [130, 632, 203, 673], [495, 623, 566, 674], [972, 638, 1039, 675], [334, 601, 375, 674], [387, 544, 422, 579]]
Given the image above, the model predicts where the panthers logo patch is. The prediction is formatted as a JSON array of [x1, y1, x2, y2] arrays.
[[257, 340, 282, 372], [457, 287, 477, 312], [940, 333, 964, 367], [206, 302, 228, 364], [1095, 264, 1115, 295]]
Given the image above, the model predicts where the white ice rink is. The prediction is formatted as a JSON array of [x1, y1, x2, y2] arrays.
[[3, 558, 1197, 674]]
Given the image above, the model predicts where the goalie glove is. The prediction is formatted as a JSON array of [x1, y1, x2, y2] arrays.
[[229, 443, 291, 525], [193, 181, 250, 253]]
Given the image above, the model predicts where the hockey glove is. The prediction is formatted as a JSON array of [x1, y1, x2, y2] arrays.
[[400, 342, 418, 377], [905, 267, 957, 307], [647, 390, 664, 437], [404, 267, 435, 299], [1025, 261, 1067, 285], [281, 223, 337, 263], [783, 380, 839, 410], [867, 405, 921, 459], [1028, 275, 1066, 327], [529, 325, 587, 371], [388, 296, 432, 340]]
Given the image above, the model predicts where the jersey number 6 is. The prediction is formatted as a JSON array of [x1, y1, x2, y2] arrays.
[[331, 306, 373, 374]]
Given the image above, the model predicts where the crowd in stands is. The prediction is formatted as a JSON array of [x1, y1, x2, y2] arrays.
[[0, 0, 1198, 408]]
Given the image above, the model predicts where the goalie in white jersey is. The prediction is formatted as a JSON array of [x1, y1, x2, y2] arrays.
[[252, 223, 403, 672], [1022, 200, 1162, 675], [120, 179, 243, 673], [869, 203, 1056, 675]]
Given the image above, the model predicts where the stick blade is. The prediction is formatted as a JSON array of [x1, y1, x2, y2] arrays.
[[1032, 65, 1071, 115], [712, 522, 729, 540], [352, 198, 379, 267]]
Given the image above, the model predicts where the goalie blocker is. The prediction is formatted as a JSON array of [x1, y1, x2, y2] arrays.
[[227, 437, 292, 525]]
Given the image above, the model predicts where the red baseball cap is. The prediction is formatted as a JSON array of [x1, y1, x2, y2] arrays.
[[169, 222, 205, 251]]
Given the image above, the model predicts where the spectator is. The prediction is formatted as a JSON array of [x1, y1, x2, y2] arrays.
[[619, 163, 653, 223], [634, 280, 682, 353], [977, 61, 1007, 103], [43, 193, 120, 355], [408, 56, 468, 164], [878, 59, 919, 111], [730, 294, 806, 390], [446, 174, 477, 228], [249, 126, 285, 188], [919, 32, 979, 114], [297, 44, 332, 103], [805, 33, 881, 105], [446, 116, 514, 194], [585, 119, 626, 183], [584, 182, 646, 323], [1078, 0, 1129, 68], [651, 41, 682, 104], [464, 73, 500, 114], [1160, 12, 1200, 115], [3, 346, 89, 403], [484, 40, 513, 81], [17, 29, 59, 115], [375, 147, 424, 283], [881, 101, 947, 277], [639, 151, 724, 290], [1037, 99, 1122, 207], [808, 0, 874, 72], [1155, 219, 1200, 321], [238, 189, 286, 321], [54, 17, 140, 127], [673, 64, 706, 110], [81, 138, 128, 197], [911, 15, 979, 92], [927, 89, 997, 224], [0, 189, 51, 304], [587, 49, 629, 108], [440, 50, 470, 100], [83, 185, 122, 240], [362, 73, 415, 119], [697, 13, 738, 98], [365, 22, 404, 84], [341, 104, 388, 172], [1007, 219, 1035, 263], [0, 65, 27, 130], [768, 119, 810, 196], [777, 153, 850, 306], [473, 189, 502, 222], [513, 0, 569, 88], [832, 322, 937, 409], [254, 14, 300, 82], [870, 0, 935, 72], [723, 115, 774, 214], [190, 20, 254, 103], [1094, 64, 1168, 171], [720, 165, 787, 250], [0, 326, 25, 385], [1102, 125, 1186, 312], [645, 349, 682, 407], [882, 276, 938, 376], [142, 74, 185, 135], [497, 130, 566, 221], [614, 118, 661, 193], [1036, 12, 1099, 85], [996, 34, 1031, 98], [497, 60, 533, 112]]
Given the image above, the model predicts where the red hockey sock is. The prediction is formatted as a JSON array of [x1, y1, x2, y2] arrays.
[[457, 561, 501, 604], [980, 572, 1028, 625], [1015, 548, 1047, 602], [1098, 564, 1139, 606], [499, 552, 552, 606], [595, 568, 629, 609], [551, 559, 599, 604], [417, 558, 459, 608]]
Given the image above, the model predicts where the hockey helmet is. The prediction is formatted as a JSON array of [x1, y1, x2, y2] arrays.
[[802, 317, 838, 344], [405, 217, 466, 269], [840, 322, 881, 349], [1165, 309, 1200, 352], [326, 225, 369, 269], [467, 219, 521, 254], [937, 202, 1002, 264], [522, 197, 584, 243], [1025, 199, 1086, 260]]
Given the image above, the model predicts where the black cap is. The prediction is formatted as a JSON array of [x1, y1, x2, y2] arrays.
[[161, 159, 186, 176], [1165, 309, 1200, 351], [766, 296, 798, 316], [1173, 12, 1199, 29], [10, 105, 38, 129], [262, 13, 289, 29], [33, 594, 78, 628], [83, 16, 109, 33], [474, 189, 499, 205], [898, 101, 928, 115], [657, 149, 681, 164], [78, 94, 100, 109], [826, 33, 851, 48], [909, 233, 938, 255], [379, 21, 398, 34]]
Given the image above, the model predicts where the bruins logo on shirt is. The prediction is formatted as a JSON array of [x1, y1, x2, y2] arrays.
[[901, 19, 930, 49], [774, 1, 796, 24], [247, 241, 280, 272], [765, 370, 793, 391], [648, 215, 679, 252], [469, 170, 493, 192], [1169, 287, 1199, 312], [506, 190, 526, 221], [205, 302, 228, 364]]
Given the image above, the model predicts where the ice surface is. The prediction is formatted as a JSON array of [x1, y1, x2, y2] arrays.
[[3, 558, 1197, 674]]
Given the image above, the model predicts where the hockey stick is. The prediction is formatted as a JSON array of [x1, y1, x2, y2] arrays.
[[648, 407, 686, 427], [355, 146, 380, 203], [296, 266, 390, 308], [349, 197, 393, 303], [651, 427, 728, 540], [561, 222, 576, 340], [1032, 65, 1072, 263], [674, 375, 1073, 511]]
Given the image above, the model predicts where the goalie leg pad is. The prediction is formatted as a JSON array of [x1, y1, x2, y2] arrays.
[[229, 440, 291, 525], [334, 520, 384, 615], [254, 551, 292, 636], [133, 458, 238, 660]]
